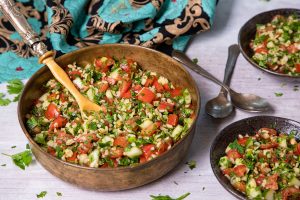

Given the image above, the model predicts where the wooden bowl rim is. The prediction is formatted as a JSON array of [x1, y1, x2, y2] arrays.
[[210, 115, 300, 200], [17, 44, 201, 172], [238, 8, 300, 78]]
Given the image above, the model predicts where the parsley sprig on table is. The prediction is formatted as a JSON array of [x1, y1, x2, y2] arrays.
[[0, 79, 24, 106], [36, 191, 47, 198], [150, 192, 190, 200], [2, 145, 33, 170], [186, 160, 197, 170]]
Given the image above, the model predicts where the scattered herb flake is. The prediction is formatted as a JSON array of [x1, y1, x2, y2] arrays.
[[150, 192, 190, 200], [228, 139, 245, 153], [11, 146, 16, 149], [294, 85, 299, 91], [186, 160, 197, 170], [280, 82, 286, 87], [26, 144, 30, 149], [258, 77, 261, 81], [275, 92, 283, 97], [1, 164, 6, 167], [0, 93, 11, 106], [36, 191, 47, 198], [202, 187, 205, 191], [192, 58, 198, 64], [174, 181, 178, 185], [2, 150, 32, 170], [56, 192, 62, 196]]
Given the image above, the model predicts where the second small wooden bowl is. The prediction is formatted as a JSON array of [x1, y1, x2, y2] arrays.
[[238, 8, 300, 78], [17, 44, 200, 191], [210, 116, 300, 199]]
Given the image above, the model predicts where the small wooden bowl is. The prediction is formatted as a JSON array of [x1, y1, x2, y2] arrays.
[[17, 44, 200, 191], [210, 116, 300, 199], [238, 8, 300, 78]]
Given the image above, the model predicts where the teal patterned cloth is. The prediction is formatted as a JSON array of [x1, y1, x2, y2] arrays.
[[0, 0, 216, 83]]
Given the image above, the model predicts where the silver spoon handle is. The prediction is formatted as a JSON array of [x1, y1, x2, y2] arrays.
[[0, 0, 47, 56], [172, 50, 231, 93], [223, 44, 240, 86]]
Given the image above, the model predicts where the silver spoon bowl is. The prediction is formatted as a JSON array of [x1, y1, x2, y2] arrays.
[[205, 44, 240, 118], [172, 50, 271, 112]]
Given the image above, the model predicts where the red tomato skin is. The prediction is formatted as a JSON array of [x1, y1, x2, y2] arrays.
[[98, 82, 109, 92], [66, 152, 78, 162], [153, 78, 164, 93], [119, 80, 131, 98], [110, 147, 124, 159], [45, 103, 60, 120], [141, 123, 158, 136], [170, 88, 182, 97], [265, 174, 279, 190], [133, 85, 142, 93], [137, 87, 156, 103], [68, 70, 82, 79], [295, 63, 300, 73], [233, 182, 246, 193], [139, 155, 147, 163], [222, 168, 233, 175], [144, 76, 155, 87], [294, 143, 300, 155], [103, 77, 117, 85], [122, 90, 132, 98], [163, 83, 171, 91], [255, 47, 268, 54], [255, 174, 265, 186], [158, 102, 174, 112], [113, 136, 128, 148], [167, 114, 179, 126], [226, 149, 242, 160], [287, 44, 299, 54], [233, 165, 247, 177], [260, 142, 279, 150], [237, 137, 248, 146], [281, 187, 300, 200], [142, 144, 155, 160], [47, 146, 56, 157], [49, 116, 68, 131]]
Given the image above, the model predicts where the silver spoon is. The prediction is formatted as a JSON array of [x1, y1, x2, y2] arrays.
[[205, 44, 240, 118], [172, 50, 271, 112]]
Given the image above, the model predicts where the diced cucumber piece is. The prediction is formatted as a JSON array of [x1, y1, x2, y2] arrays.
[[234, 158, 244, 166], [106, 89, 113, 99], [289, 177, 300, 187], [109, 68, 120, 80], [264, 189, 275, 200], [171, 125, 183, 140], [34, 133, 46, 145], [73, 77, 84, 89], [246, 187, 261, 199], [140, 119, 153, 129], [278, 136, 287, 148], [182, 89, 191, 105], [124, 146, 142, 158], [86, 87, 95, 101], [88, 149, 100, 168], [219, 156, 232, 170], [246, 138, 254, 148], [102, 136, 114, 144]]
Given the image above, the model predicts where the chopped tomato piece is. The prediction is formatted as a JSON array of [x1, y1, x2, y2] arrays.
[[287, 44, 299, 54], [255, 174, 266, 186], [144, 76, 155, 87], [47, 146, 56, 157], [255, 47, 268, 54], [139, 155, 147, 163], [45, 103, 60, 120], [141, 123, 158, 136], [163, 83, 171, 91], [132, 85, 142, 93], [68, 70, 81, 79], [122, 90, 132, 98], [142, 144, 155, 160], [265, 174, 279, 190], [226, 149, 242, 160], [155, 121, 162, 128], [77, 141, 93, 154], [170, 88, 182, 97], [282, 187, 300, 200], [49, 116, 68, 131], [153, 78, 164, 93], [137, 87, 156, 103], [258, 128, 277, 136], [233, 165, 247, 177], [157, 139, 172, 155], [59, 93, 67, 102], [113, 136, 128, 148], [103, 77, 117, 85], [119, 80, 131, 98], [222, 168, 233, 176], [237, 137, 248, 146], [158, 102, 174, 112], [47, 93, 58, 101], [295, 63, 300, 73], [98, 82, 109, 92], [233, 182, 246, 193], [67, 152, 78, 162], [294, 143, 300, 156], [95, 57, 114, 72], [167, 114, 178, 126], [110, 147, 124, 158], [260, 142, 279, 150]]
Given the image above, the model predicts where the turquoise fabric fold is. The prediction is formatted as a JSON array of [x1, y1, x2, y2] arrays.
[[0, 0, 216, 83]]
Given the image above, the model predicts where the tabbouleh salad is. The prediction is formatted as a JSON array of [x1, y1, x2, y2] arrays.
[[250, 14, 300, 76], [26, 56, 196, 168]]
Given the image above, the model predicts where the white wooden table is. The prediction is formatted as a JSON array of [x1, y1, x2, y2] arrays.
[[0, 0, 299, 199]]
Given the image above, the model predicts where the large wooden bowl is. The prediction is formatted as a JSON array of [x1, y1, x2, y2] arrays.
[[17, 44, 200, 191]]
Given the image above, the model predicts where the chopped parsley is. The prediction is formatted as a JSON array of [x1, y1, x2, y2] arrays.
[[0, 93, 11, 106], [275, 92, 283, 97], [1, 164, 6, 167], [2, 150, 32, 170], [7, 79, 24, 102], [294, 85, 299, 91], [36, 191, 47, 198], [186, 160, 197, 170], [56, 192, 62, 196], [229, 140, 245, 154], [192, 58, 198, 64], [11, 146, 16, 149], [150, 192, 190, 200]]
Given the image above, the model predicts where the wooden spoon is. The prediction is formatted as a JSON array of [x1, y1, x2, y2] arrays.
[[0, 0, 104, 115]]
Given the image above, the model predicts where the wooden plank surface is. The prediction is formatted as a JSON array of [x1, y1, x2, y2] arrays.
[[0, 0, 299, 199]]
